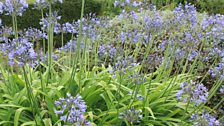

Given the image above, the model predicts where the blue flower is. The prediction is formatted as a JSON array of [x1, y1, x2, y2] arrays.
[[125, 0, 130, 5], [119, 107, 142, 124], [120, 31, 126, 43], [33, 0, 49, 10], [54, 93, 90, 125], [191, 111, 220, 126], [4, 0, 28, 16], [62, 22, 76, 33], [177, 81, 208, 106], [24, 28, 47, 41], [0, 37, 38, 67]]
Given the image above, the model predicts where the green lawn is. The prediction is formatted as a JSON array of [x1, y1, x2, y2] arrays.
[[27, 0, 34, 4]]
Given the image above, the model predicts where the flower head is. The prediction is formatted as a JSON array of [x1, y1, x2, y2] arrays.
[[0, 37, 38, 67], [33, 0, 49, 10], [119, 107, 142, 124], [191, 111, 220, 126], [176, 81, 208, 106], [4, 0, 28, 16], [54, 93, 90, 125]]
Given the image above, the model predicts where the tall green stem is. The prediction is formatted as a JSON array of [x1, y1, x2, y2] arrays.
[[47, 4, 54, 86], [70, 0, 85, 93], [41, 9, 46, 53]]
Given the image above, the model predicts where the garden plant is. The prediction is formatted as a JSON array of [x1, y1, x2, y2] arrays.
[[0, 0, 223, 126]]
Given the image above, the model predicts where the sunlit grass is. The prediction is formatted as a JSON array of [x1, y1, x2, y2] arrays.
[[26, 0, 34, 4]]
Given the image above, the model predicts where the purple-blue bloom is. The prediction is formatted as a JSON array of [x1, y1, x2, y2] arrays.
[[191, 111, 220, 126], [119, 107, 142, 124], [4, 0, 28, 16], [0, 37, 38, 67], [23, 28, 47, 41], [62, 22, 76, 33], [40, 11, 61, 31], [33, 0, 49, 10], [176, 81, 208, 106], [54, 93, 90, 125]]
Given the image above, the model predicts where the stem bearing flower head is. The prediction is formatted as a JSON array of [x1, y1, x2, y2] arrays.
[[54, 93, 90, 126], [176, 81, 208, 106], [191, 111, 220, 126], [59, 39, 85, 53], [119, 107, 143, 124], [98, 44, 116, 59], [0, 37, 38, 67], [23, 28, 47, 41], [209, 62, 224, 78], [33, 0, 49, 10], [0, 26, 14, 42], [62, 22, 76, 34], [3, 0, 28, 16], [39, 11, 61, 31]]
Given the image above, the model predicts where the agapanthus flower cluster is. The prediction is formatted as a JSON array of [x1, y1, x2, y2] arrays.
[[173, 4, 197, 26], [98, 44, 116, 58], [2, 0, 28, 16], [62, 22, 76, 34], [40, 11, 61, 31], [128, 72, 145, 85], [72, 15, 108, 41], [33, 0, 49, 10], [114, 0, 142, 8], [208, 62, 224, 78], [40, 51, 58, 63], [119, 107, 143, 124], [109, 56, 137, 78], [0, 37, 38, 67], [54, 93, 90, 126], [0, 26, 14, 42], [59, 39, 85, 53], [34, 0, 62, 9], [191, 111, 220, 126], [23, 28, 47, 41], [176, 81, 208, 106], [54, 21, 78, 35]]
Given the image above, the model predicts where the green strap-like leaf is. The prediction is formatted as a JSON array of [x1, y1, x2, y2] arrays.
[[14, 107, 31, 126]]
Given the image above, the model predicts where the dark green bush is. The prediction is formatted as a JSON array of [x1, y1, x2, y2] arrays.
[[150, 0, 224, 14], [1, 0, 102, 29]]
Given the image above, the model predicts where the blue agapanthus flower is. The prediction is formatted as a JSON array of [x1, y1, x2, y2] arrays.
[[191, 111, 220, 126], [0, 37, 38, 67], [54, 93, 90, 126], [3, 0, 28, 16], [176, 81, 208, 106], [119, 107, 143, 124]]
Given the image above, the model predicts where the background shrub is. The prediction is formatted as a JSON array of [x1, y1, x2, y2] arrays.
[[100, 0, 224, 16], [1, 0, 102, 29]]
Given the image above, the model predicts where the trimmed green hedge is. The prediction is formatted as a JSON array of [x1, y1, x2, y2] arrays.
[[1, 0, 102, 29]]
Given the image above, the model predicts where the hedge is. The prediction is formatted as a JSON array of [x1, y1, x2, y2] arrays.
[[1, 0, 102, 29]]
